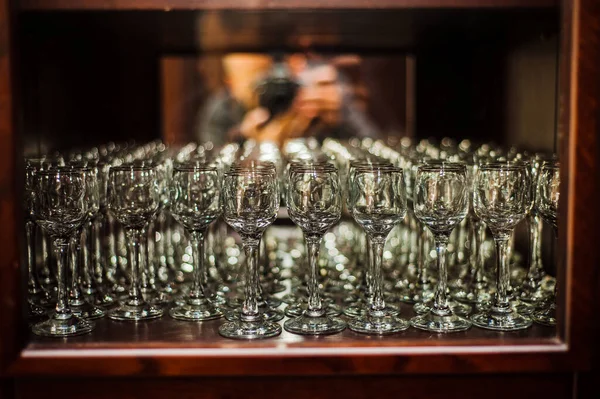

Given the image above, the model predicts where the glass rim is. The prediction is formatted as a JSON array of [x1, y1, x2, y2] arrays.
[[224, 168, 277, 177], [540, 160, 560, 170], [353, 165, 403, 175], [417, 162, 467, 173], [33, 167, 87, 176], [109, 164, 157, 172], [477, 160, 529, 171], [173, 162, 218, 172]]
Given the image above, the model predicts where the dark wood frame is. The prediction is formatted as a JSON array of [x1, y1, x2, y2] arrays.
[[0, 0, 598, 388]]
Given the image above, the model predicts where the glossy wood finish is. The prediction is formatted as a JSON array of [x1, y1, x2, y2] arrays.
[[18, 0, 558, 11], [0, 0, 598, 395], [14, 374, 574, 399], [0, 0, 24, 377]]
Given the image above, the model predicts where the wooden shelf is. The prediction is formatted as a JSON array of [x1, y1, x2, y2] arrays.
[[9, 310, 565, 376], [18, 0, 558, 11]]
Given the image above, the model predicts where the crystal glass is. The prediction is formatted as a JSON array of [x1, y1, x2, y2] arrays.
[[67, 165, 105, 319], [107, 164, 164, 321], [348, 165, 409, 334], [31, 168, 94, 336], [411, 163, 472, 332], [471, 162, 533, 331], [532, 160, 560, 326], [343, 160, 401, 317], [169, 163, 222, 321], [219, 167, 281, 339], [284, 163, 346, 335], [223, 161, 284, 322]]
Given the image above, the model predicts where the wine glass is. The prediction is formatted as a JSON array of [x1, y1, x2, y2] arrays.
[[169, 163, 222, 321], [66, 164, 105, 320], [343, 160, 402, 318], [219, 167, 281, 339], [348, 165, 410, 334], [284, 163, 346, 335], [471, 161, 533, 331], [532, 160, 560, 326], [31, 168, 94, 336], [223, 161, 284, 322], [410, 163, 472, 333], [518, 155, 555, 304], [107, 164, 164, 321]]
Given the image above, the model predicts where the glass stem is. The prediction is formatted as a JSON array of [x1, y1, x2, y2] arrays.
[[93, 214, 104, 285], [493, 233, 511, 311], [474, 220, 486, 286], [432, 234, 450, 315], [364, 235, 374, 299], [241, 235, 260, 321], [26, 220, 42, 295], [69, 228, 84, 306], [41, 231, 55, 286], [125, 227, 145, 305], [417, 223, 429, 287], [81, 220, 94, 295], [305, 234, 324, 316], [189, 229, 208, 301], [53, 237, 71, 319], [369, 236, 386, 315], [525, 213, 544, 290]]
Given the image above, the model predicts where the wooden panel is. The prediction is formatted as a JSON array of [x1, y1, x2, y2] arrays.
[[18, 0, 558, 12], [14, 374, 574, 399], [558, 0, 600, 367], [0, 0, 25, 377], [7, 313, 566, 377]]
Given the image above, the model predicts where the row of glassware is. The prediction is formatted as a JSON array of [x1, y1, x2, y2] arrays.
[[24, 136, 559, 338]]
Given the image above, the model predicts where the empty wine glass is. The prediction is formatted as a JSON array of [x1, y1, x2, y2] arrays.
[[169, 163, 222, 321], [348, 165, 409, 334], [224, 161, 284, 322], [107, 164, 164, 321], [344, 160, 402, 318], [24, 159, 54, 310], [518, 155, 555, 304], [532, 160, 560, 326], [411, 163, 472, 333], [31, 168, 94, 336], [284, 163, 346, 335], [219, 166, 281, 339], [471, 161, 533, 330], [67, 164, 105, 320]]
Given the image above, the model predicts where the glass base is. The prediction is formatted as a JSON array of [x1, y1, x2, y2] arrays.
[[414, 299, 471, 317], [451, 283, 493, 305], [225, 308, 284, 322], [219, 320, 282, 340], [32, 313, 95, 337], [285, 302, 342, 318], [284, 314, 346, 335], [263, 282, 287, 294], [70, 300, 106, 320], [29, 290, 54, 308], [108, 300, 164, 321], [476, 298, 535, 316], [28, 302, 47, 317], [471, 308, 533, 331], [532, 303, 556, 326], [517, 286, 549, 304], [344, 302, 400, 318], [410, 312, 472, 333], [395, 284, 435, 304], [169, 300, 223, 321], [85, 291, 117, 308], [348, 314, 410, 335], [227, 296, 282, 309]]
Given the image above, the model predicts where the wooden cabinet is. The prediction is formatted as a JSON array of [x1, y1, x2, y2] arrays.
[[0, 0, 598, 397]]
